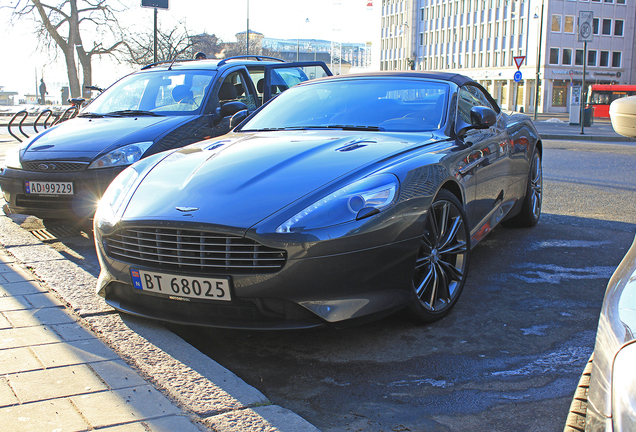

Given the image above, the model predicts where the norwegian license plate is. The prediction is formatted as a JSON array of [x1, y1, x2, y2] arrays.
[[130, 268, 231, 301], [25, 181, 74, 195]]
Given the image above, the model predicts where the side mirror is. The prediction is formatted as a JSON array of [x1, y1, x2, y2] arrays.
[[230, 109, 249, 129], [213, 101, 248, 125], [470, 106, 497, 129], [457, 106, 497, 139]]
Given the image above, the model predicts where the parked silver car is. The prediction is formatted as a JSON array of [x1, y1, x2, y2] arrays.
[[565, 96, 636, 431]]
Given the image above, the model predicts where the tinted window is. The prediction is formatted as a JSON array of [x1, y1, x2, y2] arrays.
[[457, 85, 495, 124]]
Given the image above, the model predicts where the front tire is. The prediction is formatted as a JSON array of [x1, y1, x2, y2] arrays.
[[408, 190, 470, 323]]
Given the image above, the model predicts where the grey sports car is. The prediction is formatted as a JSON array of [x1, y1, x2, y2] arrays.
[[93, 71, 543, 329]]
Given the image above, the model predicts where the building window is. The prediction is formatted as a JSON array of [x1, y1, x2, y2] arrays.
[[562, 48, 572, 65], [602, 19, 611, 35], [552, 80, 567, 107], [587, 50, 597, 66], [549, 48, 559, 65], [612, 52, 622, 67], [501, 51, 506, 67], [551, 15, 562, 32], [617, 0, 625, 4], [593, 18, 599, 35], [600, 51, 609, 67], [564, 16, 575, 33], [575, 49, 584, 66], [614, 20, 623, 36]]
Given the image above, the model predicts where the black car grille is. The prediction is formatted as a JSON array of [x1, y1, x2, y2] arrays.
[[104, 227, 287, 275], [22, 161, 89, 172]]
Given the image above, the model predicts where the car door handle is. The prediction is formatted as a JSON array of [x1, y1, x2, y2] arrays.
[[459, 156, 487, 176]]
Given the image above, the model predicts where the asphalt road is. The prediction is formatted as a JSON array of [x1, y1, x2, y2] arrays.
[[1, 138, 635, 431]]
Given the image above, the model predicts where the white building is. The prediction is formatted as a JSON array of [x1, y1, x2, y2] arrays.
[[380, 0, 636, 114]]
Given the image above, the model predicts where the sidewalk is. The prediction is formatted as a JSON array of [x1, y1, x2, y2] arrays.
[[0, 216, 319, 432], [0, 249, 206, 432], [516, 111, 635, 142]]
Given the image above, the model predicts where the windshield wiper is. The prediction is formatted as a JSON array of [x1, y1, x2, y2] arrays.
[[106, 110, 163, 117], [282, 125, 385, 131], [77, 112, 105, 118]]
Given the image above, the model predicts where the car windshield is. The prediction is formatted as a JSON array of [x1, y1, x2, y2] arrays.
[[241, 78, 449, 132], [85, 70, 216, 115]]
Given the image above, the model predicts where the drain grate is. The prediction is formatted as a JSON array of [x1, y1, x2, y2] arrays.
[[29, 226, 78, 242]]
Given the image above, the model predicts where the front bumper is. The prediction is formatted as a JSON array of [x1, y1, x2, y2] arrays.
[[0, 165, 125, 220], [96, 236, 420, 330]]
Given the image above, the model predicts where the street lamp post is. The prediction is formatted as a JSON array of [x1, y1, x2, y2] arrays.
[[534, 0, 545, 122]]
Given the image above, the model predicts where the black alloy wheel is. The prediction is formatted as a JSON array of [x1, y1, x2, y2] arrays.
[[409, 189, 470, 322], [503, 148, 542, 228]]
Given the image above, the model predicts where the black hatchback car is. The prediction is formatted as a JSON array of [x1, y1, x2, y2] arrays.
[[0, 56, 331, 221]]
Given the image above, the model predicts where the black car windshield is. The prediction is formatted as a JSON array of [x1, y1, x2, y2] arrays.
[[241, 78, 449, 132], [85, 70, 216, 116]]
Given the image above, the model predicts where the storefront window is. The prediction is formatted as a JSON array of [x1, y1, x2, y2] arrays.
[[552, 80, 567, 107]]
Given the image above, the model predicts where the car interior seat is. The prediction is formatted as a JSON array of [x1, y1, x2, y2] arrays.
[[219, 82, 238, 105], [172, 85, 194, 104]]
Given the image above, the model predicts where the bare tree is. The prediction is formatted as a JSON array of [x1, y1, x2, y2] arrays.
[[123, 22, 195, 67], [5, 0, 128, 99], [190, 33, 225, 60]]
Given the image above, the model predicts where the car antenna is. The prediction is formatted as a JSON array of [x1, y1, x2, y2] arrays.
[[167, 55, 179, 71]]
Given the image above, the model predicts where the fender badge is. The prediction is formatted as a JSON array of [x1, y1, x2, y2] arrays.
[[176, 207, 199, 212]]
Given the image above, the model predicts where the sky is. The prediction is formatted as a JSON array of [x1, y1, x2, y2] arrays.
[[0, 0, 380, 102]]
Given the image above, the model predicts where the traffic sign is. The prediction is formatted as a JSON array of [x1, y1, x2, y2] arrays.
[[141, 0, 169, 9], [578, 11, 594, 42], [514, 71, 523, 83], [513, 56, 525, 70]]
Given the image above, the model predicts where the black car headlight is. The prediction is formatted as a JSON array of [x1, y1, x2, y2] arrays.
[[88, 141, 153, 169], [276, 173, 399, 233], [612, 341, 636, 431]]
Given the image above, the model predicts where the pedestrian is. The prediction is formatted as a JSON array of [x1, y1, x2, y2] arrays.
[[39, 78, 48, 105], [194, 52, 207, 60]]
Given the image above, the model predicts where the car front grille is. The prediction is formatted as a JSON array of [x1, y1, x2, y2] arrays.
[[22, 161, 89, 172], [104, 227, 287, 275]]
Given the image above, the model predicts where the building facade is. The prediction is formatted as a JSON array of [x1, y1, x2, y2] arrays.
[[380, 0, 636, 114]]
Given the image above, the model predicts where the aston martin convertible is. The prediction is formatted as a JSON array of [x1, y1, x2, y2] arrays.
[[93, 71, 543, 329]]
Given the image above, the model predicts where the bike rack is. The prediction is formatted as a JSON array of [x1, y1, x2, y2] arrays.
[[8, 110, 29, 143], [33, 109, 54, 133], [51, 105, 79, 126]]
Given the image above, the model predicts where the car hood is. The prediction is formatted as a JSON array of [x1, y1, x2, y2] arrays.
[[122, 130, 436, 229], [21, 115, 193, 163]]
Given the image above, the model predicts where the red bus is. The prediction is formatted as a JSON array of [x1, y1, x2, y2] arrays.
[[588, 84, 636, 118]]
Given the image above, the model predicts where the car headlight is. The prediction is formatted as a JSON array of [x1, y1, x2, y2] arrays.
[[94, 151, 166, 229], [276, 173, 399, 233], [88, 141, 153, 169], [612, 341, 636, 432], [3, 138, 34, 169]]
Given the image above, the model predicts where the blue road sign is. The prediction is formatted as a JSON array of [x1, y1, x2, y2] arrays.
[[514, 71, 522, 82]]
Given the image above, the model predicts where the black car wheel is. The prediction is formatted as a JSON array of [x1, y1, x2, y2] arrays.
[[409, 189, 470, 322], [503, 148, 542, 228]]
